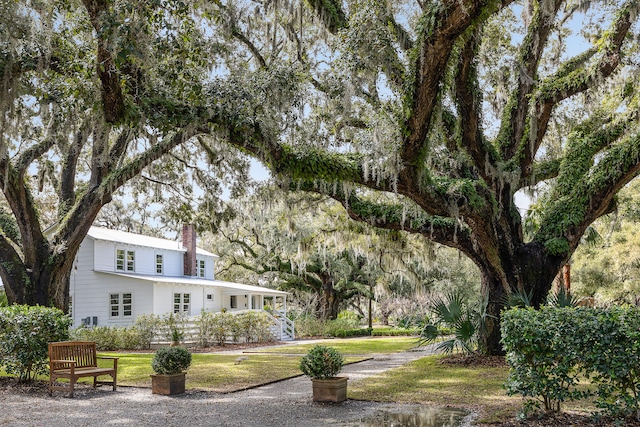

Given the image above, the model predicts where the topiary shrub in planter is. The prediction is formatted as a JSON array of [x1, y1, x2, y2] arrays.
[[151, 346, 192, 395], [300, 345, 347, 403]]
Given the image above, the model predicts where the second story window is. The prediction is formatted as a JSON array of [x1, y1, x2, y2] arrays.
[[116, 249, 135, 272], [197, 259, 205, 278], [156, 254, 163, 274]]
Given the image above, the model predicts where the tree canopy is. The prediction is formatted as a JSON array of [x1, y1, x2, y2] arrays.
[[2, 0, 640, 354]]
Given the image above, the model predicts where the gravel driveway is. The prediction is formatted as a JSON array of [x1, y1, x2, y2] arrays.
[[0, 343, 475, 426]]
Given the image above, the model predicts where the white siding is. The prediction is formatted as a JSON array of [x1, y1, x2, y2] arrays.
[[93, 239, 115, 271], [159, 249, 183, 276], [153, 283, 220, 315], [71, 239, 154, 327]]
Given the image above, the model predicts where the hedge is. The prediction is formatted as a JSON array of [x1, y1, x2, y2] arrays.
[[371, 327, 419, 336], [502, 306, 640, 419]]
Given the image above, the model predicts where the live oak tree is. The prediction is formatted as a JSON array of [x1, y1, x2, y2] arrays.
[[0, 0, 257, 309], [3, 0, 640, 356], [206, 0, 640, 354]]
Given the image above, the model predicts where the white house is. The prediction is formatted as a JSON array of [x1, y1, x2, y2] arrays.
[[68, 224, 292, 338]]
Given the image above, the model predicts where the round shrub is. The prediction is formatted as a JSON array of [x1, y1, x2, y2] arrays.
[[299, 345, 344, 379], [0, 305, 72, 381], [151, 346, 192, 375]]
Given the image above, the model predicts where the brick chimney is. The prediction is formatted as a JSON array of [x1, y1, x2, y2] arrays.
[[182, 224, 197, 276]]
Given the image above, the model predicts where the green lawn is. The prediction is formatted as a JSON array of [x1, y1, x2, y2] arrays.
[[347, 354, 603, 425], [98, 352, 366, 392], [256, 336, 420, 355], [347, 355, 516, 423]]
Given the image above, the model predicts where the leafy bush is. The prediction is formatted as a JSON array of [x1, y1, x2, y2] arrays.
[[151, 346, 192, 375], [299, 345, 344, 379], [237, 311, 273, 343], [290, 315, 325, 337], [71, 325, 145, 350], [212, 311, 236, 345], [134, 314, 162, 349], [0, 305, 72, 381], [160, 312, 187, 343], [502, 307, 640, 419], [72, 326, 122, 350], [324, 317, 361, 336], [0, 291, 7, 307]]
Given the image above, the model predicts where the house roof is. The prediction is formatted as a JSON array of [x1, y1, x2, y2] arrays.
[[97, 271, 288, 296], [88, 226, 216, 257]]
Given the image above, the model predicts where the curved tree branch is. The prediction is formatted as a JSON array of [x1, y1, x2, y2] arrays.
[[496, 0, 563, 160]]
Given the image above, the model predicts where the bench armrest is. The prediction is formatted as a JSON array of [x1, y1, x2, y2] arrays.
[[96, 356, 119, 369]]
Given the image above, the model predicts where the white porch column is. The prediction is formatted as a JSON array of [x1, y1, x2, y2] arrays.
[[248, 293, 253, 310]]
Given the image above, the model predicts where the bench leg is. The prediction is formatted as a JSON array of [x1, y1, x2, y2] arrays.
[[69, 377, 76, 398]]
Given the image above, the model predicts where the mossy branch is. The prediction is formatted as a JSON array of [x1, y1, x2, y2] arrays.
[[496, 0, 562, 159], [520, 1, 635, 176], [535, 132, 640, 256], [454, 24, 499, 184], [402, 0, 507, 169]]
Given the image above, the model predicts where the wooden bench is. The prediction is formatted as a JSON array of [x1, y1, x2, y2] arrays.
[[48, 341, 119, 397]]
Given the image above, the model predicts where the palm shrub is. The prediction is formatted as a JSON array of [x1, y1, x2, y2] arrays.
[[299, 345, 344, 379], [151, 346, 192, 375], [547, 286, 582, 307], [0, 305, 71, 381], [419, 291, 480, 354]]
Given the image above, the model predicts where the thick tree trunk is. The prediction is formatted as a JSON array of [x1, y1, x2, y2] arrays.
[[477, 242, 567, 355], [479, 271, 508, 356], [315, 281, 341, 321], [6, 254, 74, 312]]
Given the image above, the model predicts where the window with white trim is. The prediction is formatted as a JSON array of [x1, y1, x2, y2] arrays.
[[156, 254, 163, 274], [197, 259, 205, 278], [110, 292, 133, 318], [116, 249, 135, 272], [230, 295, 237, 309], [173, 293, 190, 315]]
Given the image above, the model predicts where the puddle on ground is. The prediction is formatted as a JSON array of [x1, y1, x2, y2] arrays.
[[343, 406, 469, 427]]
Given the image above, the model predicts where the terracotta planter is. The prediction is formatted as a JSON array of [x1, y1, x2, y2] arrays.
[[311, 376, 348, 403], [151, 372, 186, 395]]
